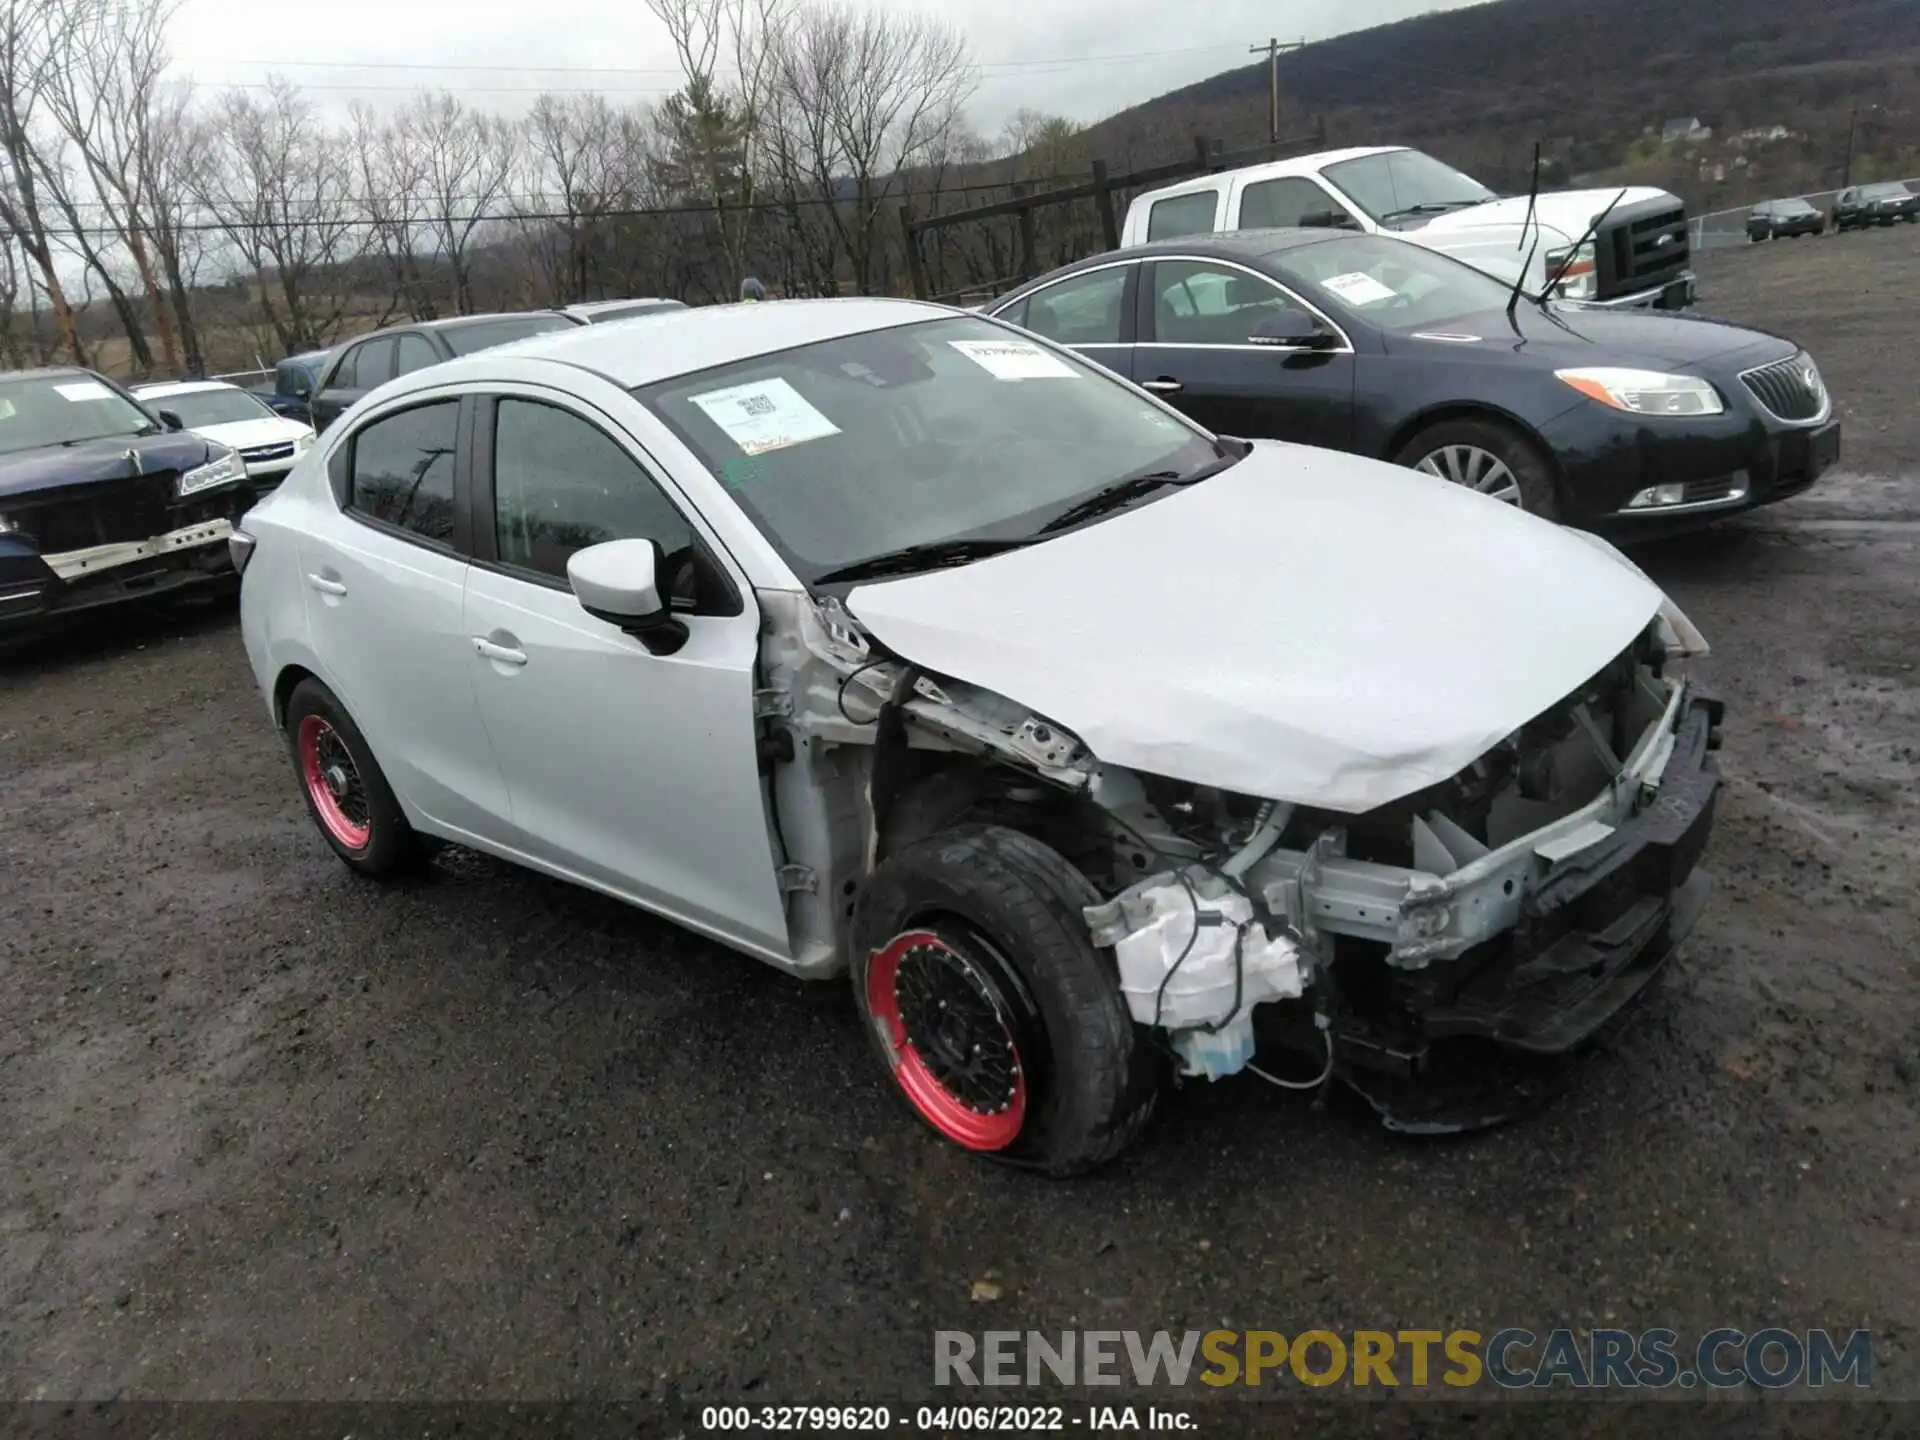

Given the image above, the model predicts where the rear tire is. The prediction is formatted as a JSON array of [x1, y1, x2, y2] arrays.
[[851, 825, 1160, 1176], [1393, 418, 1560, 520], [284, 678, 429, 878]]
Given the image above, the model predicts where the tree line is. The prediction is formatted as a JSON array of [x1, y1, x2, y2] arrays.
[[0, 0, 1126, 378]]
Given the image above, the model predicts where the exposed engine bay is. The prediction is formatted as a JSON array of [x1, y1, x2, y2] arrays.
[[753, 586, 1721, 1130]]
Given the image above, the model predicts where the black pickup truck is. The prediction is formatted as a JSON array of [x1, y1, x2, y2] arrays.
[[0, 367, 254, 638]]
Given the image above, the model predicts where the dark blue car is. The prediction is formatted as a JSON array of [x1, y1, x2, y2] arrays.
[[261, 349, 332, 425], [0, 367, 255, 637]]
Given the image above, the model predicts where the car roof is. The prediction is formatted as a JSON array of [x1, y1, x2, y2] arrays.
[[133, 379, 244, 398], [1135, 146, 1406, 202], [415, 297, 958, 390], [343, 311, 587, 344], [564, 297, 682, 315], [999, 227, 1356, 295]]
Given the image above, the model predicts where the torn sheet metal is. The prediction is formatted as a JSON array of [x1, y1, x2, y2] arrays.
[[846, 443, 1663, 813]]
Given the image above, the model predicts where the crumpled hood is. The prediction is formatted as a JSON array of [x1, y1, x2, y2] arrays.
[[1417, 187, 1677, 243], [0, 431, 218, 500], [847, 443, 1664, 814]]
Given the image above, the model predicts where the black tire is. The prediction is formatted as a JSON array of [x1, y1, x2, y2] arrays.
[[851, 825, 1160, 1176], [284, 678, 429, 877], [1392, 417, 1560, 520]]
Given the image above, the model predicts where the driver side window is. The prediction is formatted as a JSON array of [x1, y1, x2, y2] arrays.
[[1150, 260, 1304, 346], [490, 397, 714, 610]]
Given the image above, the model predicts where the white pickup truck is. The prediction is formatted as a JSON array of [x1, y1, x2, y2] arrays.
[[1121, 145, 1696, 310]]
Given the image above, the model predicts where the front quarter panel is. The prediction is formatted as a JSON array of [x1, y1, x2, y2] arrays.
[[237, 459, 323, 726]]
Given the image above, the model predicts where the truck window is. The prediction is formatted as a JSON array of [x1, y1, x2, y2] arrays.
[[1239, 177, 1347, 230], [1146, 190, 1220, 241]]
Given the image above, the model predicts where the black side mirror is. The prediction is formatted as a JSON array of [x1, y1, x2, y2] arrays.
[[1250, 311, 1335, 350], [1299, 209, 1362, 231], [156, 409, 184, 431]]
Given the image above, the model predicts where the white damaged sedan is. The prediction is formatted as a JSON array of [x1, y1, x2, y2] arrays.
[[234, 298, 1722, 1173]]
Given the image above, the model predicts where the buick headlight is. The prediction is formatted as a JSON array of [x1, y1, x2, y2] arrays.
[[1544, 241, 1598, 300], [177, 447, 246, 497], [1556, 367, 1725, 417]]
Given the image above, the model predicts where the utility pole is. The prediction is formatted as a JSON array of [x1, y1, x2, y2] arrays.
[[1249, 37, 1308, 145], [1843, 104, 1859, 188]]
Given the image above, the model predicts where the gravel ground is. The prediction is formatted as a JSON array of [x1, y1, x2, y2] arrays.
[[1, 227, 1916, 1428]]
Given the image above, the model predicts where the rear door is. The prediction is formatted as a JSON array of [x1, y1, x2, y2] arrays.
[[459, 387, 789, 956], [1134, 257, 1356, 450], [312, 337, 396, 432], [297, 394, 515, 845]]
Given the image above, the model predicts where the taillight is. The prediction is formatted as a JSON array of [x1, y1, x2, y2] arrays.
[[229, 526, 257, 575]]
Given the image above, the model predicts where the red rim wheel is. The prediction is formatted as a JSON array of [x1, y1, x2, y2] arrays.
[[864, 928, 1028, 1151], [297, 713, 372, 851]]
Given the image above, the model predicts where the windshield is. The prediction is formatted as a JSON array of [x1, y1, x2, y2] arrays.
[[1271, 234, 1517, 331], [443, 314, 579, 356], [144, 388, 276, 427], [1322, 150, 1496, 227], [1864, 183, 1913, 200], [638, 315, 1219, 582], [0, 374, 157, 455], [1778, 199, 1818, 215]]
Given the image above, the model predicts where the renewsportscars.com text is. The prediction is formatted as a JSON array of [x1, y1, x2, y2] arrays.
[[934, 1328, 1873, 1391]]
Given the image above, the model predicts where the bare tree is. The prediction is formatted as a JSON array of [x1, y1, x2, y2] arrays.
[[41, 0, 186, 372], [646, 0, 789, 297], [350, 101, 435, 320], [766, 3, 974, 293], [0, 0, 84, 360], [195, 80, 366, 351], [402, 91, 517, 315], [141, 82, 210, 372]]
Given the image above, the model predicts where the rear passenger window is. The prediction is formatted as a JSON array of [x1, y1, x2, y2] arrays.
[[1146, 190, 1220, 241], [348, 401, 460, 546], [353, 338, 397, 389], [1021, 268, 1128, 346], [395, 333, 439, 375]]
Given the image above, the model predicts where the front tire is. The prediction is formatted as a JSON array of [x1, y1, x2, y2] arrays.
[[284, 678, 429, 877], [1394, 418, 1560, 519], [851, 826, 1159, 1175]]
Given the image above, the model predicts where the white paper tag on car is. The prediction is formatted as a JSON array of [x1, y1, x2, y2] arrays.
[[949, 340, 1078, 380], [689, 378, 841, 456], [1321, 272, 1399, 307], [54, 380, 115, 403]]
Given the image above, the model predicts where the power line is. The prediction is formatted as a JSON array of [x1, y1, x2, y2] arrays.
[[172, 42, 1250, 78]]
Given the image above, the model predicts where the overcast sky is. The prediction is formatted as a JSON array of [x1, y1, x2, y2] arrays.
[[166, 0, 1497, 134]]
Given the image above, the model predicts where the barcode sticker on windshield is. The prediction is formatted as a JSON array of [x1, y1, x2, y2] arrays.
[[688, 378, 840, 456], [949, 340, 1078, 381], [1321, 272, 1399, 307], [53, 380, 114, 403]]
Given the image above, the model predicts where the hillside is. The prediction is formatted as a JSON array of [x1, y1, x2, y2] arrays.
[[1078, 0, 1920, 207]]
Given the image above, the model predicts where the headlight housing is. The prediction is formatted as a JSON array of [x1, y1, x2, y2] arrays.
[[1555, 367, 1725, 417], [177, 447, 246, 497], [294, 431, 315, 453], [1543, 241, 1598, 300]]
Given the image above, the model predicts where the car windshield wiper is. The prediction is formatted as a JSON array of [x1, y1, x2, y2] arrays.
[[1036, 452, 1241, 535], [1380, 199, 1486, 222], [812, 535, 1038, 585]]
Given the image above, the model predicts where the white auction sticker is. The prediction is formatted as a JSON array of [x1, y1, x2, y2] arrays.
[[949, 339, 1079, 381], [1321, 272, 1400, 307], [688, 377, 840, 456], [53, 380, 115, 403]]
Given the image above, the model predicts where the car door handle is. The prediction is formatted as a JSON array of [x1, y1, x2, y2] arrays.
[[1141, 378, 1184, 394], [472, 637, 527, 666], [306, 574, 347, 596]]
